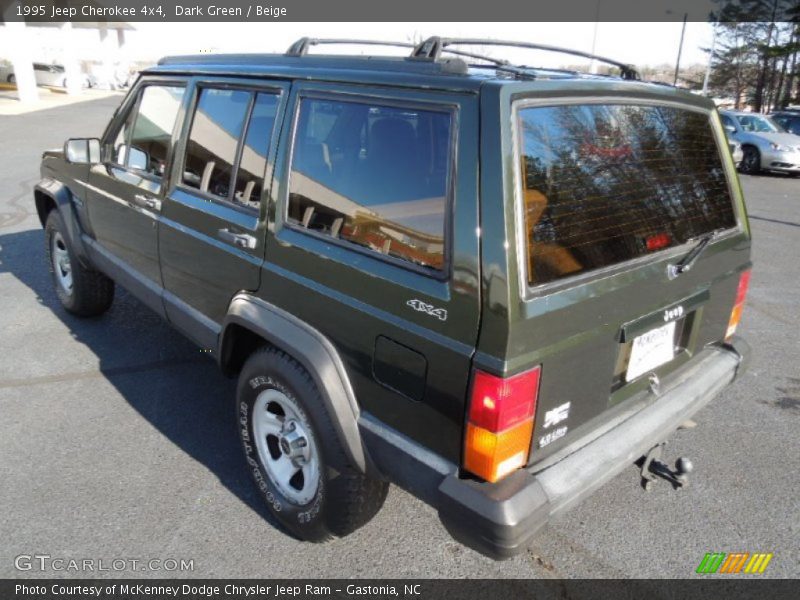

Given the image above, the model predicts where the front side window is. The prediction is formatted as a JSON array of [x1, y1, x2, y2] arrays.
[[111, 106, 135, 165], [287, 97, 453, 272], [735, 114, 782, 133], [124, 85, 185, 178], [518, 103, 737, 287]]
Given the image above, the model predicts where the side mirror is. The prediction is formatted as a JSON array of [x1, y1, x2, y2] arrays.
[[127, 146, 149, 171], [724, 125, 736, 135], [64, 138, 100, 164]]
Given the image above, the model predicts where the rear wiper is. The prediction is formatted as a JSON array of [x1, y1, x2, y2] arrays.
[[668, 230, 722, 278]]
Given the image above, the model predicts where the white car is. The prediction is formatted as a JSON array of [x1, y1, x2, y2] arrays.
[[4, 63, 89, 89]]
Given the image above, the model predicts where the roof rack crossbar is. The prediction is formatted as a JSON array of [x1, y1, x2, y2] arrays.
[[431, 46, 542, 79], [286, 37, 414, 57], [411, 37, 639, 80], [438, 47, 508, 66]]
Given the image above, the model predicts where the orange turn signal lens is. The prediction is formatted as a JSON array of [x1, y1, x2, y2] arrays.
[[726, 304, 744, 339], [463, 420, 534, 483], [726, 270, 751, 340]]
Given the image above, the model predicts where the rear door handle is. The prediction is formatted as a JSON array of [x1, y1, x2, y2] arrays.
[[217, 228, 257, 250], [133, 194, 161, 211]]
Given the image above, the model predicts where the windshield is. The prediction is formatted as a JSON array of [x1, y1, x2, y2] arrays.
[[516, 103, 737, 286], [734, 114, 784, 133]]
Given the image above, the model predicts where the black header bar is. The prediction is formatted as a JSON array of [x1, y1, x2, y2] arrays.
[[1, 0, 798, 23], [2, 579, 798, 600]]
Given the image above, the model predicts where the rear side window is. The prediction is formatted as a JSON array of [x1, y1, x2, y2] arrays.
[[182, 88, 279, 209], [287, 97, 453, 272], [182, 88, 251, 200], [234, 93, 279, 208], [517, 103, 737, 287]]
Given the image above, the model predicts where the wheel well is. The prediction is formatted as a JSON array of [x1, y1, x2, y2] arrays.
[[34, 190, 57, 228], [220, 324, 272, 377]]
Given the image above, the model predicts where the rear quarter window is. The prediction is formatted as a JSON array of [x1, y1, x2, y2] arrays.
[[287, 96, 453, 272], [517, 103, 737, 286]]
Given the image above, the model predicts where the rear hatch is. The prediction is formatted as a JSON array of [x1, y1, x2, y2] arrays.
[[478, 95, 751, 471]]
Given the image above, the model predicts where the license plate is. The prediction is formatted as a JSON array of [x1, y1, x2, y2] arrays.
[[625, 321, 677, 381]]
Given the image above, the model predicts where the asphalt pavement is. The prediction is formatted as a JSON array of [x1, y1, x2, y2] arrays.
[[0, 96, 797, 579]]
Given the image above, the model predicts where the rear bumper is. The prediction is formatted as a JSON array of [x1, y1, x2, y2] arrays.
[[437, 337, 750, 559], [363, 337, 750, 560]]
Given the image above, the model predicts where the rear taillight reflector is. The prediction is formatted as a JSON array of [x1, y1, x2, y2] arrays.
[[726, 269, 751, 340], [463, 366, 541, 483]]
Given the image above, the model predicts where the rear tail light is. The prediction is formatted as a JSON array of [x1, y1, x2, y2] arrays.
[[463, 366, 540, 483], [726, 269, 751, 340]]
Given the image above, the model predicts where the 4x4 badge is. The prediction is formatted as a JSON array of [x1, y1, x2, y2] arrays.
[[406, 299, 448, 322]]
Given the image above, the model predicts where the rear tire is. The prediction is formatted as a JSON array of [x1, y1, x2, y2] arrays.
[[45, 210, 114, 317], [739, 146, 761, 175], [237, 347, 388, 542]]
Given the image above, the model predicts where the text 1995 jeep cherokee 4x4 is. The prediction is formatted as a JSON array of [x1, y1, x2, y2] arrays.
[[35, 37, 751, 559]]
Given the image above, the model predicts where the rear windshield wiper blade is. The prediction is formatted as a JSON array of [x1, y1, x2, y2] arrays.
[[668, 230, 722, 278]]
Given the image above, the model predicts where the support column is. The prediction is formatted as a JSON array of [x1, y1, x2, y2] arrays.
[[2, 5, 39, 103], [115, 28, 127, 89], [61, 22, 82, 95], [98, 23, 118, 90]]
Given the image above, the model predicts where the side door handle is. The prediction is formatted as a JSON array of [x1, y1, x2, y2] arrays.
[[217, 228, 257, 250], [133, 194, 161, 211]]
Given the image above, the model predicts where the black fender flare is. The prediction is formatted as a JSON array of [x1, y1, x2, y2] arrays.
[[34, 178, 91, 264], [219, 293, 369, 474]]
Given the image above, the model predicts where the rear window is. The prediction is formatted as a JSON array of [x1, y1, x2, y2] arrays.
[[517, 103, 737, 287]]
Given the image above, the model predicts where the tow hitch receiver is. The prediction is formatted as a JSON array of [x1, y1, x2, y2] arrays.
[[640, 442, 693, 491]]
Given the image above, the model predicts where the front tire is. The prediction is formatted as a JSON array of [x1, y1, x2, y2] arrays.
[[45, 210, 114, 317], [237, 347, 388, 542], [739, 146, 761, 175]]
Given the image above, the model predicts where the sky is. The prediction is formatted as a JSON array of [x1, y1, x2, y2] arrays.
[[1, 22, 715, 70]]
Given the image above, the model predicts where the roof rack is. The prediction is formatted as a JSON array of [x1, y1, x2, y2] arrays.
[[410, 37, 640, 81], [283, 37, 638, 82], [286, 37, 414, 57]]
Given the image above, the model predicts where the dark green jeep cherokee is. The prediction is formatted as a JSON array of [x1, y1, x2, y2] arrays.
[[34, 38, 751, 559]]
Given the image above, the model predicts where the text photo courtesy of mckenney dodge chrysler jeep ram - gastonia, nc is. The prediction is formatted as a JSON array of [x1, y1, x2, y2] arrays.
[[33, 37, 751, 559]]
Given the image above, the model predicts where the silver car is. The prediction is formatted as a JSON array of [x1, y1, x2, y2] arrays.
[[4, 63, 89, 89], [720, 110, 800, 176]]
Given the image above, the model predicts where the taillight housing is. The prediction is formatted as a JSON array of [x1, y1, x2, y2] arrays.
[[726, 270, 751, 340], [463, 366, 541, 483]]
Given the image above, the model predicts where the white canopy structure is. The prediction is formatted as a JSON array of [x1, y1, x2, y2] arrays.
[[2, 0, 134, 102]]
